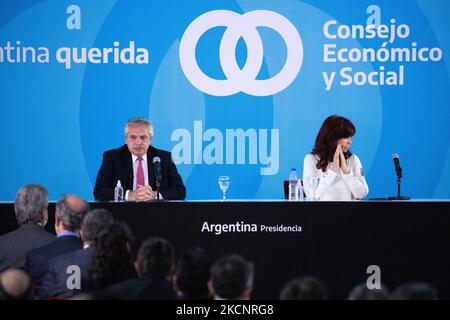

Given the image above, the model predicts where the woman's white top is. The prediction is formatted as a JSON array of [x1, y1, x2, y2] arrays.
[[302, 154, 369, 201]]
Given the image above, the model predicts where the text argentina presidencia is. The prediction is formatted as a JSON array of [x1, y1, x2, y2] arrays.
[[201, 221, 302, 235]]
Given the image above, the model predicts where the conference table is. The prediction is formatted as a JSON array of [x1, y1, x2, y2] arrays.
[[1, 200, 449, 299]]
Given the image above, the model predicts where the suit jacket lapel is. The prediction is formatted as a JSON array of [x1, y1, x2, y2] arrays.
[[121, 146, 134, 191], [147, 147, 155, 189]]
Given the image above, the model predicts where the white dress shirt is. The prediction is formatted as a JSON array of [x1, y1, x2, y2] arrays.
[[302, 154, 369, 201]]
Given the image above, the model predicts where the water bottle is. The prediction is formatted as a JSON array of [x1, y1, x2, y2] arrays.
[[114, 180, 124, 202], [288, 168, 299, 201], [297, 180, 305, 201]]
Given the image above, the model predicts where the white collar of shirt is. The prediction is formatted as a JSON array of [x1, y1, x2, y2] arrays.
[[132, 154, 147, 163]]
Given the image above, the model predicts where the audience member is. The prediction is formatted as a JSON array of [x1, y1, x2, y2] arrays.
[[0, 268, 34, 300], [173, 247, 211, 299], [107, 237, 177, 299], [40, 209, 114, 299], [280, 276, 329, 300], [208, 254, 254, 300], [25, 194, 90, 294], [347, 283, 390, 300], [392, 282, 438, 300], [88, 222, 136, 291], [0, 184, 54, 272]]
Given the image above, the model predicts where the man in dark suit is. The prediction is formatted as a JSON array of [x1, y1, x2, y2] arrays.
[[39, 208, 114, 299], [0, 184, 55, 273], [25, 194, 90, 295], [106, 237, 177, 300], [94, 117, 186, 201]]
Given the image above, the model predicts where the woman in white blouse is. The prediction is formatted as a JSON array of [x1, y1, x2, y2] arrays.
[[303, 115, 369, 201]]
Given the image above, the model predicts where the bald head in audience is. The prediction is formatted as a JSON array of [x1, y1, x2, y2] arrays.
[[55, 194, 90, 233], [0, 268, 34, 300]]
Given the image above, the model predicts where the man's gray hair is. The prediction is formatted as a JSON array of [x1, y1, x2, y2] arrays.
[[56, 194, 90, 232], [14, 184, 48, 225], [124, 117, 154, 137]]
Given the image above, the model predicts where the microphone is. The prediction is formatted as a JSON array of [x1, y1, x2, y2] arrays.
[[153, 157, 162, 183], [153, 157, 162, 200], [387, 153, 410, 200], [392, 153, 402, 180]]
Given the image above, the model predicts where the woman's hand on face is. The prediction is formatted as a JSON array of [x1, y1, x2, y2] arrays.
[[332, 144, 341, 173], [339, 145, 350, 174]]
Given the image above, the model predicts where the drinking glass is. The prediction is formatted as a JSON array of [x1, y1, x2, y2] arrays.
[[309, 175, 320, 201], [218, 176, 230, 201]]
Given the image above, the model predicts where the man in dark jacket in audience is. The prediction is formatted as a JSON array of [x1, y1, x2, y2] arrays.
[[40, 209, 114, 299], [0, 184, 54, 272], [25, 194, 89, 295], [107, 237, 177, 299]]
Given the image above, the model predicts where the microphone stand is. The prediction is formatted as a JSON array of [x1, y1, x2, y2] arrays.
[[388, 176, 410, 200], [155, 178, 161, 201]]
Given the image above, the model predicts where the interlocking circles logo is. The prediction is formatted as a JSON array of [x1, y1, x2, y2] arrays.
[[179, 10, 303, 96]]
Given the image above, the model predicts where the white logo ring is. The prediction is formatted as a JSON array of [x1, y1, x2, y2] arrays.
[[179, 10, 303, 97]]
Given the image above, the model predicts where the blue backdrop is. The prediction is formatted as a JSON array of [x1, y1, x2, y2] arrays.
[[1, 0, 449, 201]]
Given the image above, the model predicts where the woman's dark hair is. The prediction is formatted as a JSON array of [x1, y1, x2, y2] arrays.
[[89, 222, 136, 289], [81, 209, 114, 244], [137, 237, 175, 279], [312, 115, 356, 171]]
